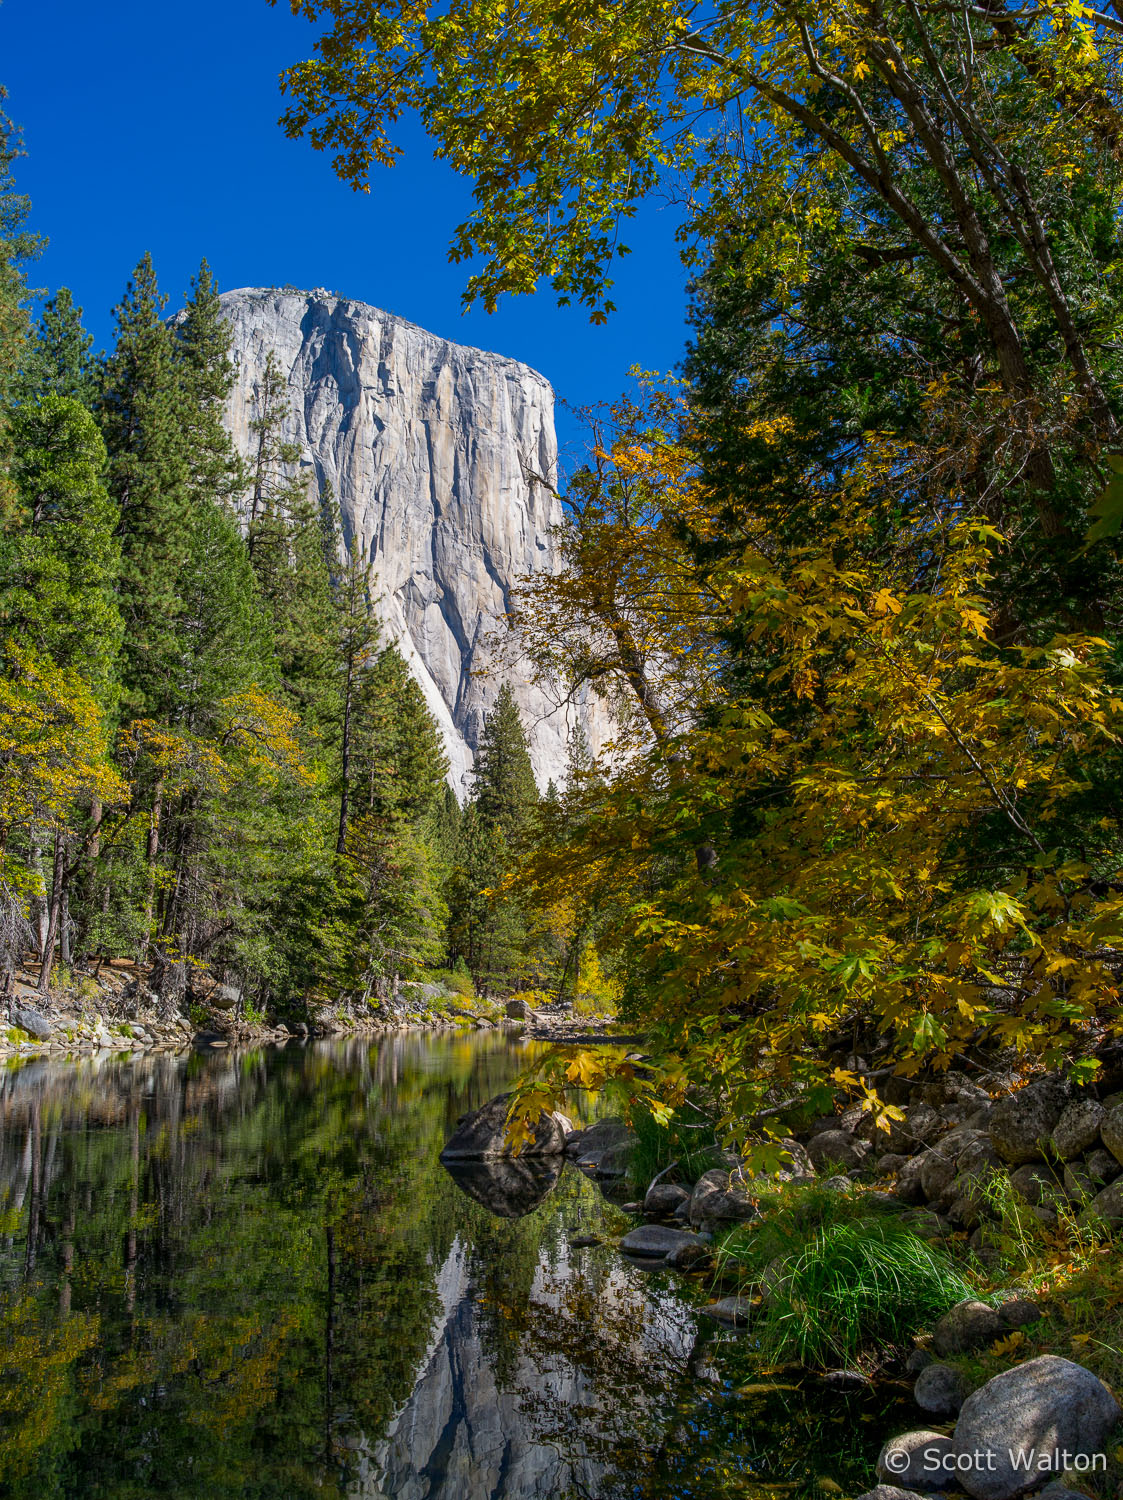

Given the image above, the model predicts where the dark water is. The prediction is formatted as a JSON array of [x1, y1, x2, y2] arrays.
[[0, 1033, 903, 1499]]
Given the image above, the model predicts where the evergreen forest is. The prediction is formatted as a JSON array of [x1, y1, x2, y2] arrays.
[[6, 0, 1123, 1138], [0, 101, 584, 1024]]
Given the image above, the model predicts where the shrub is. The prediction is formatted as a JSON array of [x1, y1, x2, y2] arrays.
[[751, 1218, 973, 1368]]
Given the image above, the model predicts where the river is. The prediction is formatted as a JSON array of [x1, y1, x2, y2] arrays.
[[0, 1032, 904, 1498]]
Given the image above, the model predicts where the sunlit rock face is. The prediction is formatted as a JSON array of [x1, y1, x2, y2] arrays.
[[219, 287, 603, 791]]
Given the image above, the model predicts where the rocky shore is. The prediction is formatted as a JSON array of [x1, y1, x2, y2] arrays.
[[1, 960, 617, 1064], [440, 1061, 1123, 1500]]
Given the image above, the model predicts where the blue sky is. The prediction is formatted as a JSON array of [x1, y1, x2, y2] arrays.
[[0, 0, 690, 467]]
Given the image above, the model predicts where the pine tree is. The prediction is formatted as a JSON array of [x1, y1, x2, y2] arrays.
[[2, 395, 121, 700], [243, 359, 340, 733], [22, 288, 98, 406], [0, 93, 39, 521], [332, 548, 380, 854], [472, 683, 539, 839], [174, 260, 245, 514], [447, 684, 539, 989], [99, 254, 192, 721], [1, 396, 123, 994], [352, 643, 448, 826]]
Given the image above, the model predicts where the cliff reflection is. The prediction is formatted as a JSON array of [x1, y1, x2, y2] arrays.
[[0, 1035, 708, 1500]]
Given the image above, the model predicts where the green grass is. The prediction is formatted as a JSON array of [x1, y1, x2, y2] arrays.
[[752, 1218, 974, 1368], [713, 1182, 972, 1368], [625, 1102, 725, 1193]]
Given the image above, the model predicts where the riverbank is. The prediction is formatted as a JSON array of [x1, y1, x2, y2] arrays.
[[1, 956, 621, 1063], [558, 1067, 1123, 1500]]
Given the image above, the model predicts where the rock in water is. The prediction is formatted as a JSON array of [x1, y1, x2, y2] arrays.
[[440, 1092, 568, 1160], [643, 1183, 690, 1216], [218, 287, 609, 792], [876, 1431, 956, 1489], [618, 1225, 708, 1259], [952, 1355, 1121, 1500], [10, 1006, 51, 1040]]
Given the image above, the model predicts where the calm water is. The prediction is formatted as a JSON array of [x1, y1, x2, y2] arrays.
[[0, 1033, 902, 1499]]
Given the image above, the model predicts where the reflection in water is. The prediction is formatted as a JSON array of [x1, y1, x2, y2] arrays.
[[441, 1156, 562, 1218], [0, 1035, 901, 1500]]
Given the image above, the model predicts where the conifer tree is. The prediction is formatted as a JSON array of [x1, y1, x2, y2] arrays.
[[174, 260, 245, 514], [2, 396, 121, 700], [22, 288, 98, 407], [243, 359, 340, 734], [447, 684, 539, 989], [1, 396, 123, 993], [472, 683, 539, 840], [332, 548, 380, 854], [99, 254, 192, 721], [0, 92, 38, 521]]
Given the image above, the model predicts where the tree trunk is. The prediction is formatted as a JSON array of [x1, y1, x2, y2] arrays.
[[38, 828, 68, 996], [141, 777, 165, 958], [337, 658, 353, 856]]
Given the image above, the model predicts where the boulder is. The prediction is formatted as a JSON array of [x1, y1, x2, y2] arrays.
[[1009, 1163, 1068, 1209], [876, 1430, 957, 1490], [664, 1238, 712, 1270], [774, 1136, 816, 1179], [1086, 1146, 1121, 1183], [440, 1092, 567, 1160], [856, 1488, 932, 1500], [996, 1297, 1043, 1330], [564, 1117, 633, 1159], [10, 1006, 51, 1040], [877, 1152, 913, 1178], [1100, 1100, 1123, 1166], [952, 1355, 1121, 1500], [592, 1143, 632, 1179], [699, 1295, 755, 1327], [889, 1103, 945, 1153], [1065, 1149, 1120, 1200], [932, 1299, 1005, 1356], [901, 1210, 949, 1240], [505, 997, 532, 1019], [689, 1167, 761, 1225], [1078, 1177, 1123, 1228], [989, 1077, 1072, 1165], [644, 1182, 691, 1217], [914, 1362, 969, 1417], [946, 1194, 982, 1230], [919, 1149, 960, 1205], [807, 1129, 868, 1172], [619, 1225, 708, 1259], [917, 1127, 989, 1203], [1051, 1099, 1104, 1161], [211, 985, 240, 1011], [896, 1153, 932, 1204]]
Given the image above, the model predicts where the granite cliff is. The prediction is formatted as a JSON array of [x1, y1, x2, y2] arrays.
[[218, 287, 600, 790]]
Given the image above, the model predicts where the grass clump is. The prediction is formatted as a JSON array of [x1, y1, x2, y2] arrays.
[[754, 1218, 974, 1368], [626, 1101, 724, 1193], [715, 1183, 973, 1368]]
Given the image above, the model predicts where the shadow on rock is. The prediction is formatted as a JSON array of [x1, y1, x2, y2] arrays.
[[442, 1156, 563, 1218]]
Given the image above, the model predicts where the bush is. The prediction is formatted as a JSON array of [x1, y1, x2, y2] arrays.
[[750, 1217, 973, 1368], [427, 965, 476, 1002]]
